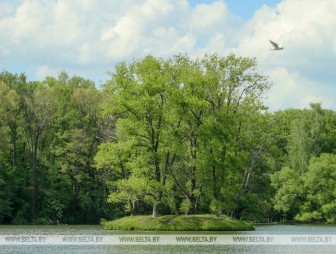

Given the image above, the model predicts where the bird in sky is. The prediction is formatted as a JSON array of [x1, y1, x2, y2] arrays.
[[269, 40, 284, 50]]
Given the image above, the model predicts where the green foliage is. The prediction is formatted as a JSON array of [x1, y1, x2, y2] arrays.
[[271, 103, 336, 222], [108, 176, 151, 207], [0, 71, 110, 224], [295, 211, 323, 223], [1, 55, 335, 225], [179, 199, 192, 215], [272, 153, 336, 222], [97, 53, 271, 219], [271, 166, 303, 213], [209, 199, 225, 216], [299, 154, 336, 222]]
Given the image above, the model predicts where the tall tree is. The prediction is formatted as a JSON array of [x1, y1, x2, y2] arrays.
[[99, 56, 173, 217], [23, 83, 56, 220]]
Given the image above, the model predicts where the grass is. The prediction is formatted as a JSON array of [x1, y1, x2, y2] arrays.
[[102, 214, 255, 231]]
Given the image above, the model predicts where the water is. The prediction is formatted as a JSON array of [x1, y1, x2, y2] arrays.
[[1, 224, 336, 254]]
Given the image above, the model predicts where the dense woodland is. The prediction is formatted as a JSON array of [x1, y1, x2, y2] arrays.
[[0, 54, 335, 224]]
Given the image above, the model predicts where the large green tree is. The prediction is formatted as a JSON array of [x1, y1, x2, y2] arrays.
[[97, 56, 173, 217], [97, 54, 270, 218]]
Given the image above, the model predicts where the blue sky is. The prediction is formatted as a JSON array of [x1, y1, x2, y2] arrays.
[[0, 0, 335, 110], [190, 0, 282, 19]]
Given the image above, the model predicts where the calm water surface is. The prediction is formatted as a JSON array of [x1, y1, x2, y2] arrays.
[[1, 224, 336, 254]]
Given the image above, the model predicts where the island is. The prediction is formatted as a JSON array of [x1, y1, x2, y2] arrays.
[[102, 214, 254, 231]]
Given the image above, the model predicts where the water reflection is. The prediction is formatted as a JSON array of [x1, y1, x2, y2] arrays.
[[2, 245, 336, 254], [1, 225, 336, 254]]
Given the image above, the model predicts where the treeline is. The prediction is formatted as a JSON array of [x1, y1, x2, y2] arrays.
[[0, 54, 335, 224], [0, 72, 112, 224]]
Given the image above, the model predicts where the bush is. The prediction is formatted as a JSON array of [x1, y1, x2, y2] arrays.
[[295, 211, 323, 223]]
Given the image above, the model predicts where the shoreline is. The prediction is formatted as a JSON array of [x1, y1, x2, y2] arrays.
[[102, 214, 255, 231]]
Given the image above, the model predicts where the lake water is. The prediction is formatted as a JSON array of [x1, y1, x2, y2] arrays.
[[1, 224, 336, 254]]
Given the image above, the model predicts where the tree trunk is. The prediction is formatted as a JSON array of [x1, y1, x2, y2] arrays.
[[212, 165, 217, 199], [130, 201, 137, 216], [10, 122, 17, 168], [152, 158, 162, 217], [152, 204, 159, 218], [31, 131, 40, 221]]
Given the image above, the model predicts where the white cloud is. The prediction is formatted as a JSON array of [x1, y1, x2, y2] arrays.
[[265, 68, 335, 111], [236, 0, 336, 110], [0, 0, 335, 110], [191, 1, 229, 31], [100, 0, 190, 59]]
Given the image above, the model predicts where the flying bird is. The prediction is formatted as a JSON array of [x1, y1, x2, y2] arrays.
[[269, 40, 284, 50]]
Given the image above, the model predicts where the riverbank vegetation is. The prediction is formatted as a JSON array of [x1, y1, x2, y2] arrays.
[[102, 214, 254, 231], [0, 54, 335, 225]]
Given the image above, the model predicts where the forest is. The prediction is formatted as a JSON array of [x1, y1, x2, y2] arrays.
[[0, 54, 335, 224]]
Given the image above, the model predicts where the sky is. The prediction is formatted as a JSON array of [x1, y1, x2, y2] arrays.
[[0, 0, 335, 111]]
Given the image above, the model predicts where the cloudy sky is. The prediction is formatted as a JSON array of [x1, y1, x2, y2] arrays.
[[0, 0, 335, 111]]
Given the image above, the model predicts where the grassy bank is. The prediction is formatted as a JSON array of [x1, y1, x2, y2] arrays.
[[102, 214, 254, 231]]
